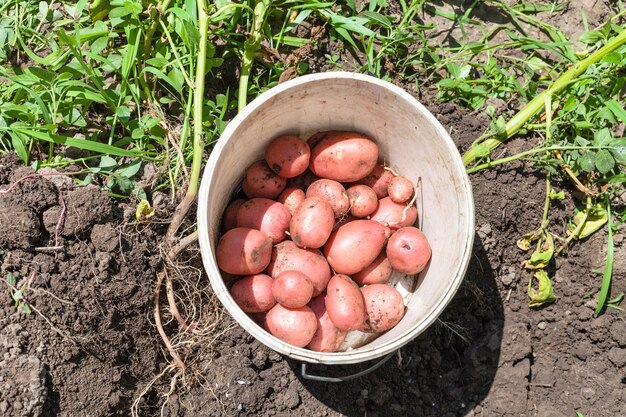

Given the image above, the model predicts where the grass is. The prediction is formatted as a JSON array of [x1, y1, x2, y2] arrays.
[[1, 0, 626, 395]]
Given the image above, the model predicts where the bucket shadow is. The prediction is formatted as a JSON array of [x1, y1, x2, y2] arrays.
[[288, 235, 503, 417]]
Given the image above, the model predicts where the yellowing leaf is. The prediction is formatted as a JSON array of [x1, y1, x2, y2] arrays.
[[567, 204, 608, 239], [528, 270, 556, 308], [524, 232, 554, 269], [136, 199, 154, 223], [517, 230, 538, 251]]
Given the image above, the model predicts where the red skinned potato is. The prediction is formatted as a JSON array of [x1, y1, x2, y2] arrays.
[[242, 160, 287, 199], [306, 179, 350, 218], [369, 197, 418, 230], [309, 131, 378, 182], [324, 220, 389, 275], [361, 284, 405, 332], [388, 176, 414, 204], [277, 188, 305, 215], [236, 198, 291, 244], [355, 164, 394, 199], [307, 295, 347, 352], [353, 253, 393, 285], [267, 241, 331, 297], [386, 226, 432, 274], [265, 135, 310, 178], [222, 199, 246, 232], [286, 169, 320, 191], [272, 270, 314, 308], [217, 228, 272, 275], [264, 304, 318, 348], [346, 185, 378, 218], [290, 196, 335, 249], [325, 274, 367, 331], [230, 274, 276, 313]]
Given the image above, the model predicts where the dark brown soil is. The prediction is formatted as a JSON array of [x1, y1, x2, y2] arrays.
[[2, 1, 626, 417]]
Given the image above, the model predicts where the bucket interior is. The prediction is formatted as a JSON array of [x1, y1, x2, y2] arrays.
[[198, 73, 474, 364]]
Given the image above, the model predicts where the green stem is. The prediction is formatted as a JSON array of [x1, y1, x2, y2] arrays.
[[463, 26, 626, 166], [238, 1, 267, 112], [595, 198, 614, 316], [143, 0, 173, 64]]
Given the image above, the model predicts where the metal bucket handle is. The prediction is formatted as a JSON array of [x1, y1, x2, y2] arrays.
[[300, 351, 395, 382]]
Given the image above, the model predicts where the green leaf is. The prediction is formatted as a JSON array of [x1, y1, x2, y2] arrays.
[[6, 273, 16, 286], [549, 190, 565, 200], [595, 202, 613, 316], [9, 132, 29, 164], [360, 11, 392, 28], [605, 99, 626, 124], [595, 149, 615, 174], [20, 302, 32, 314], [528, 269, 556, 308], [610, 138, 626, 164], [593, 127, 613, 146], [116, 159, 141, 178], [579, 151, 596, 172], [12, 128, 145, 158], [90, 0, 111, 21]]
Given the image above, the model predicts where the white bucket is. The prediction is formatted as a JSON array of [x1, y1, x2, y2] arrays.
[[197, 72, 474, 365]]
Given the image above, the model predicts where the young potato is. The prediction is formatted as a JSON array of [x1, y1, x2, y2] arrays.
[[369, 197, 418, 230], [236, 198, 291, 244], [361, 284, 405, 332], [309, 131, 378, 182], [221, 199, 246, 232], [272, 270, 314, 308], [216, 228, 272, 275], [325, 274, 367, 331], [267, 241, 331, 297], [386, 226, 432, 274], [265, 135, 311, 178], [286, 169, 320, 191], [355, 164, 395, 199], [323, 220, 390, 275], [352, 253, 393, 285], [290, 196, 335, 249], [307, 295, 347, 352], [277, 187, 305, 215], [264, 304, 318, 348], [242, 160, 287, 199], [388, 176, 414, 204], [306, 179, 350, 218], [346, 185, 378, 218], [230, 274, 276, 313]]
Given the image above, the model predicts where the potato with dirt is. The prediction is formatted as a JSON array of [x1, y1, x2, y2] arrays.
[[272, 270, 314, 308], [267, 240, 331, 296], [221, 199, 246, 232], [230, 274, 276, 313], [361, 284, 405, 332], [289, 196, 335, 249], [277, 187, 305, 215], [355, 164, 394, 198], [309, 131, 379, 182], [352, 253, 393, 285], [369, 197, 417, 230], [242, 160, 287, 199], [264, 304, 318, 348], [346, 184, 378, 218], [236, 198, 291, 243], [306, 179, 350, 218], [387, 176, 414, 204], [307, 295, 347, 352], [386, 226, 431, 274], [324, 274, 367, 331], [265, 135, 311, 178], [216, 227, 273, 275], [323, 219, 390, 275]]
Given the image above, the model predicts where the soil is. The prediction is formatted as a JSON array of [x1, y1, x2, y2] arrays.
[[2, 1, 626, 417]]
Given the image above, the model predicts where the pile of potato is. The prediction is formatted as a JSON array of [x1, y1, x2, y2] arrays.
[[217, 131, 431, 352]]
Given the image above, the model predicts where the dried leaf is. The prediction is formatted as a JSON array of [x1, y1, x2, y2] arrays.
[[517, 230, 538, 251]]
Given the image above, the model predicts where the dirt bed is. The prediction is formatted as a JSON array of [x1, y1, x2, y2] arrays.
[[2, 1, 626, 417]]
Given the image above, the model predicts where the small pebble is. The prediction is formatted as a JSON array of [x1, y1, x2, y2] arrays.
[[538, 321, 547, 330]]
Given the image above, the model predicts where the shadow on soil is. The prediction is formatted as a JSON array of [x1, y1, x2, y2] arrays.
[[288, 235, 503, 417]]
